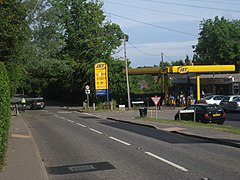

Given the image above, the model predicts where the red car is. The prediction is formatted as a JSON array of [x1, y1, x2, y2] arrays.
[[30, 98, 45, 110]]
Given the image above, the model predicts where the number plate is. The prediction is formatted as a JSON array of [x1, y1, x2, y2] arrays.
[[213, 113, 221, 117]]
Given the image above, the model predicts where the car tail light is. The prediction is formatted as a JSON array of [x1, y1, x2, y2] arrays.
[[203, 113, 210, 119], [233, 102, 238, 106], [222, 112, 226, 117]]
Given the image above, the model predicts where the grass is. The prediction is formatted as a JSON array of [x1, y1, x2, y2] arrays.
[[138, 117, 240, 135]]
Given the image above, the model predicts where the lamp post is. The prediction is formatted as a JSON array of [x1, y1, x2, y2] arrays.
[[124, 36, 131, 110]]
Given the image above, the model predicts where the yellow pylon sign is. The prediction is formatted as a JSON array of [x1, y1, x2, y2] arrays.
[[94, 62, 108, 90]]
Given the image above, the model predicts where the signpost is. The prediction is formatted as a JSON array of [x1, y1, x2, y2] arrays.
[[151, 96, 161, 119], [94, 62, 109, 101], [85, 85, 90, 109]]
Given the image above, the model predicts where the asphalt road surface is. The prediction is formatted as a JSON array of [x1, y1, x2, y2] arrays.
[[22, 106, 240, 180]]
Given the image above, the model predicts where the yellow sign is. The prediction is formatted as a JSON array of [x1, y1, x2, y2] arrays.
[[95, 62, 108, 90], [172, 65, 235, 73], [160, 67, 168, 74], [177, 66, 189, 74]]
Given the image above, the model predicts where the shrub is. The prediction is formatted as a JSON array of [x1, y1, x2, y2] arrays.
[[0, 62, 10, 166]]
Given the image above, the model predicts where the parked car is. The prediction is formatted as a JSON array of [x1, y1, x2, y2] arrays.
[[219, 95, 240, 112], [197, 95, 224, 105], [30, 98, 45, 110], [226, 97, 240, 112], [174, 104, 225, 124]]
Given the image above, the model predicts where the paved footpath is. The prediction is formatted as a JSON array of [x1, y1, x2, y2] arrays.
[[0, 113, 48, 180]]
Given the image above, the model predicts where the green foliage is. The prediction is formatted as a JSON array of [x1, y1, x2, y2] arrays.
[[26, 0, 126, 103], [0, 62, 10, 165], [129, 74, 162, 94], [0, 0, 30, 62], [193, 16, 240, 71], [0, 0, 31, 95]]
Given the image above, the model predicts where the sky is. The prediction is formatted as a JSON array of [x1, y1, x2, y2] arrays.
[[101, 0, 240, 68]]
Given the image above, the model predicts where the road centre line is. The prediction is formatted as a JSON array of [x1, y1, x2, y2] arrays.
[[66, 119, 74, 123], [144, 152, 188, 172], [89, 128, 102, 134], [109, 136, 131, 146], [76, 123, 86, 127]]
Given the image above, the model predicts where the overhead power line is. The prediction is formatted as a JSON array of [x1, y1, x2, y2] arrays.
[[138, 0, 240, 13], [128, 41, 160, 56], [186, 0, 240, 6], [105, 1, 203, 19], [106, 12, 197, 37]]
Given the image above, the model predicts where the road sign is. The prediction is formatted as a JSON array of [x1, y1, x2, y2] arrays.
[[151, 96, 161, 106], [85, 90, 90, 94], [94, 62, 108, 90], [85, 85, 90, 90]]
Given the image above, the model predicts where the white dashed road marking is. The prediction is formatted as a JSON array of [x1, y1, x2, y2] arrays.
[[109, 136, 131, 146], [76, 123, 86, 127], [145, 152, 188, 172], [89, 128, 102, 134], [66, 119, 74, 123]]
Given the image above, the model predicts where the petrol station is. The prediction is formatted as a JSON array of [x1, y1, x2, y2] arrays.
[[126, 65, 236, 101]]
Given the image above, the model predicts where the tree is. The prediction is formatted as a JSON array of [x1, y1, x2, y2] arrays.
[[25, 0, 127, 103], [193, 16, 240, 71], [0, 0, 31, 94]]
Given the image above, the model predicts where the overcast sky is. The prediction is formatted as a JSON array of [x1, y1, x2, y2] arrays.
[[102, 0, 240, 67]]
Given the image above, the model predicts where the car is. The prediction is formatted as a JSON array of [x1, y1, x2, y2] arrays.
[[226, 97, 240, 112], [197, 95, 224, 105], [174, 104, 225, 124], [219, 95, 240, 112], [30, 98, 45, 110]]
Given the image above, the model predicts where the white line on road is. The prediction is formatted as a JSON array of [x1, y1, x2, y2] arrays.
[[89, 128, 102, 134], [81, 112, 103, 118], [145, 152, 188, 172], [66, 119, 74, 123], [76, 123, 86, 127], [109, 136, 131, 146]]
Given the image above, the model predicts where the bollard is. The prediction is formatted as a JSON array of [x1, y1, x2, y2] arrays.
[[15, 104, 19, 116]]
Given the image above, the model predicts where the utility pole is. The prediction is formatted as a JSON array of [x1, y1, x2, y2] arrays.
[[124, 36, 131, 110], [161, 52, 164, 94]]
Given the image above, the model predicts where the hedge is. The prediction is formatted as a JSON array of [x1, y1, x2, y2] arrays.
[[0, 62, 10, 165]]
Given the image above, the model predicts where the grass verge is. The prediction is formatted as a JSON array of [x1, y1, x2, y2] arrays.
[[139, 118, 240, 135]]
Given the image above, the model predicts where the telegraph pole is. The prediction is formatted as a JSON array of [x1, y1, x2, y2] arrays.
[[124, 36, 131, 110], [161, 52, 164, 94]]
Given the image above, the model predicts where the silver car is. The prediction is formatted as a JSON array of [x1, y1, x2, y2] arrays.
[[227, 97, 240, 112], [219, 95, 240, 111]]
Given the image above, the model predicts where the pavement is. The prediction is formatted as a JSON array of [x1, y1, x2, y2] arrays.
[[1, 106, 240, 179], [0, 112, 48, 180]]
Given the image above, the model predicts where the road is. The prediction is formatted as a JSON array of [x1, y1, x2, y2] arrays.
[[22, 106, 240, 180]]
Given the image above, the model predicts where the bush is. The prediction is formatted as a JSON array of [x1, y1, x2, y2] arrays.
[[0, 62, 10, 166]]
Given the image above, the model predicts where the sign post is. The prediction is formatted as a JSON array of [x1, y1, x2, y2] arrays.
[[151, 96, 161, 119], [85, 85, 90, 109]]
